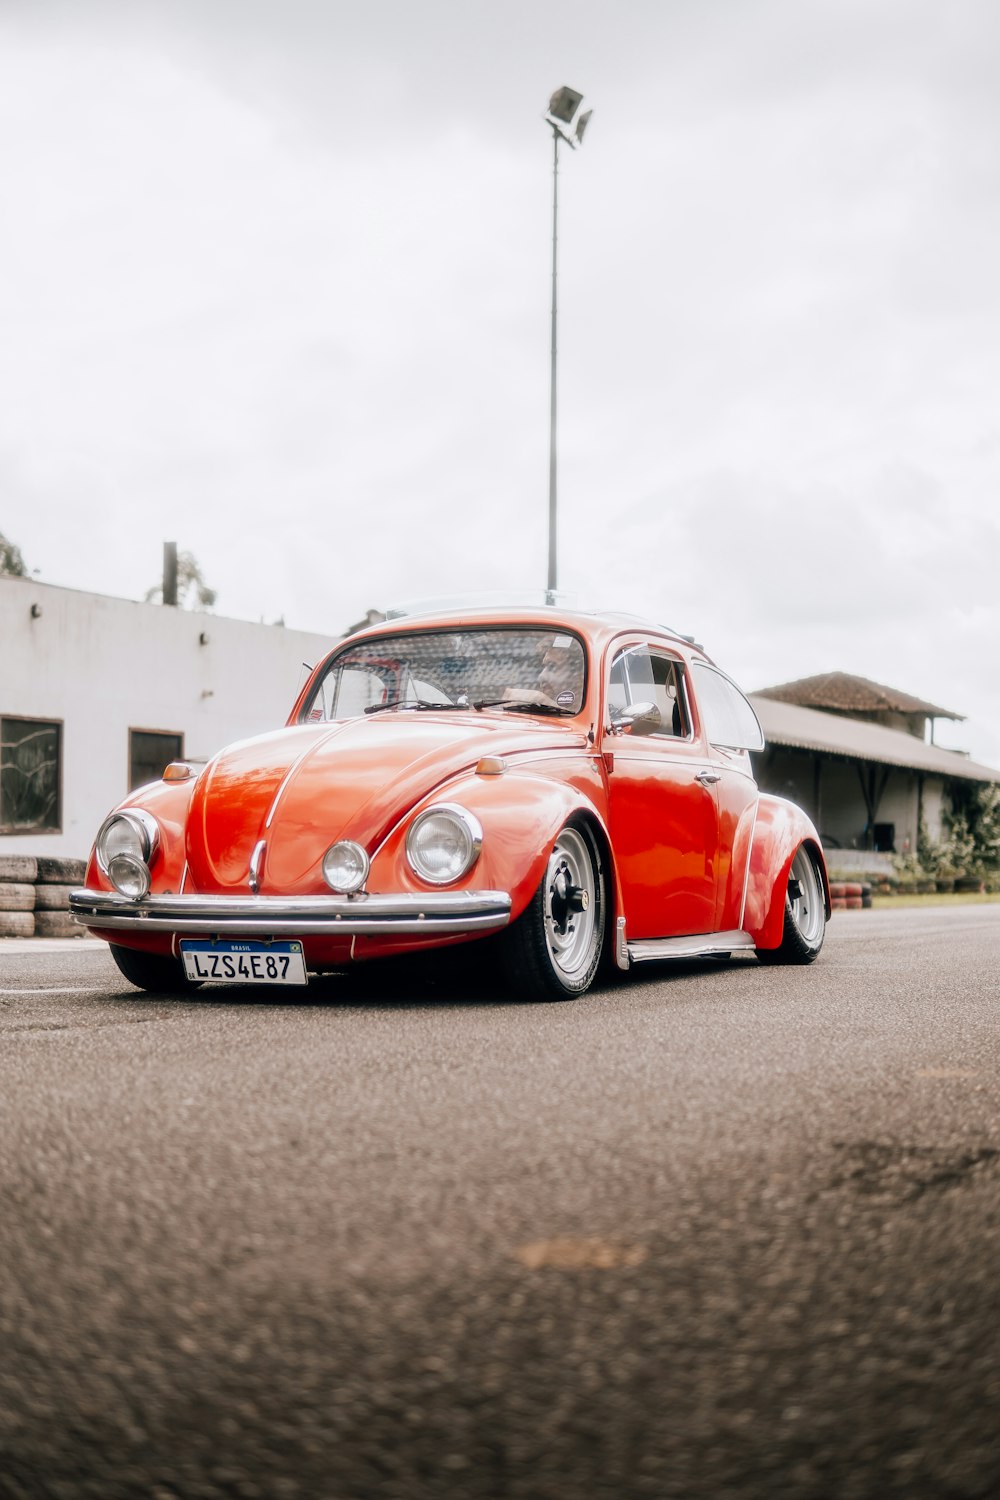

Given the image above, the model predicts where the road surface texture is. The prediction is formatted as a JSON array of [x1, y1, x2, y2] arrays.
[[1, 906, 998, 1500]]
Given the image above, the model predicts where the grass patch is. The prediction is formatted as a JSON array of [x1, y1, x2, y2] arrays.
[[869, 890, 1000, 909]]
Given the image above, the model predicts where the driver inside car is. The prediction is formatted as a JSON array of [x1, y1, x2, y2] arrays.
[[503, 634, 583, 709], [537, 636, 582, 706]]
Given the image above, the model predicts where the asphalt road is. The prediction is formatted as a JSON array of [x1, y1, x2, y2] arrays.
[[1, 907, 998, 1500]]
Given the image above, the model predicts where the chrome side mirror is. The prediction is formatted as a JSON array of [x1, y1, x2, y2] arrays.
[[608, 700, 661, 736], [625, 700, 661, 735]]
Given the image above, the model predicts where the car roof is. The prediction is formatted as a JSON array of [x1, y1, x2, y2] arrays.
[[343, 603, 709, 660]]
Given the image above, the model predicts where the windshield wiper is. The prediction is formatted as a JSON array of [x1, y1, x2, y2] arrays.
[[472, 698, 575, 716], [364, 698, 465, 715]]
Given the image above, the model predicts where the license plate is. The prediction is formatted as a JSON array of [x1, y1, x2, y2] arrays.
[[180, 940, 308, 986]]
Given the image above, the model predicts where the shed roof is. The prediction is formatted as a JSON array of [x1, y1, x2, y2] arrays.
[[754, 671, 963, 722], [750, 695, 999, 783]]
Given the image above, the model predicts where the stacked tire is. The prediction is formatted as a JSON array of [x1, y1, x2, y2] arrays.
[[35, 858, 87, 938], [829, 880, 873, 911], [0, 855, 37, 938], [0, 855, 87, 938]]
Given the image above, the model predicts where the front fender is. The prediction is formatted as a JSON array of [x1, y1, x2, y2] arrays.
[[76, 775, 201, 953], [367, 760, 611, 928], [82, 776, 199, 894], [744, 794, 831, 949]]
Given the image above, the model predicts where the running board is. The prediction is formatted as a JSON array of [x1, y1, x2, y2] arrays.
[[615, 919, 756, 968]]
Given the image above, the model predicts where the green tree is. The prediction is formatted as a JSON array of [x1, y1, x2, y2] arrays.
[[933, 807, 976, 877], [145, 550, 217, 610], [927, 782, 1000, 878], [969, 782, 1000, 871], [0, 531, 27, 577]]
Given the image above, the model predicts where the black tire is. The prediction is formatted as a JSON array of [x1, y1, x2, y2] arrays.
[[110, 944, 200, 994], [34, 883, 75, 912], [0, 855, 38, 883], [36, 857, 87, 884], [0, 883, 35, 912], [500, 822, 604, 1001], [756, 844, 826, 965], [0, 911, 35, 939], [34, 911, 83, 939]]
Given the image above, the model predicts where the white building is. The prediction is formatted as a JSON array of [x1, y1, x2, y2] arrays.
[[1, 576, 336, 859]]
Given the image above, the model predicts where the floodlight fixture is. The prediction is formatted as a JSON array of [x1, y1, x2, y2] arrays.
[[546, 86, 591, 149]]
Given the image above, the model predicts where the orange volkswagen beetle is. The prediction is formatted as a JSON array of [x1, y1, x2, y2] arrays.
[[71, 605, 830, 1000]]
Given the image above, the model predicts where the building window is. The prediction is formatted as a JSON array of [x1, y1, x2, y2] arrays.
[[129, 729, 183, 791], [0, 717, 62, 833]]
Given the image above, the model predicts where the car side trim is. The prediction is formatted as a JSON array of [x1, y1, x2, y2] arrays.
[[627, 929, 755, 963], [69, 888, 512, 936]]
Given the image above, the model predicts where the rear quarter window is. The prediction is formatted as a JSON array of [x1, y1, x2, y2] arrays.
[[691, 664, 764, 751]]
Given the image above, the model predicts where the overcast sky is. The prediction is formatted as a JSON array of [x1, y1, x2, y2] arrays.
[[3, 0, 999, 765]]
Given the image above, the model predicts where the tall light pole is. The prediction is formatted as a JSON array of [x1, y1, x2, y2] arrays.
[[544, 86, 592, 603]]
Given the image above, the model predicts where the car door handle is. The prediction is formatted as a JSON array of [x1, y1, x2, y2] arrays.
[[695, 770, 721, 786]]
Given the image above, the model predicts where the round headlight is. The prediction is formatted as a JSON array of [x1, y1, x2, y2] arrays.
[[406, 804, 483, 885], [106, 854, 151, 900], [96, 811, 159, 878], [322, 840, 370, 894]]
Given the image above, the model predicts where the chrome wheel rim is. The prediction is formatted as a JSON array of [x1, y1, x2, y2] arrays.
[[544, 827, 599, 981], [787, 846, 824, 946]]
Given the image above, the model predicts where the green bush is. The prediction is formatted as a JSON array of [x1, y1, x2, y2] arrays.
[[896, 785, 1000, 885]]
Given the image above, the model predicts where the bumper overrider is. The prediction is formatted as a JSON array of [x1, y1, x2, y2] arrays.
[[69, 888, 513, 936]]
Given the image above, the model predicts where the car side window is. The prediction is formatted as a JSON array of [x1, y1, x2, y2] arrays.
[[608, 653, 630, 719], [690, 663, 764, 751], [650, 654, 688, 737], [608, 646, 689, 738]]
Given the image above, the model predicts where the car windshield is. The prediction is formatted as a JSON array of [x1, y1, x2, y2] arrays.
[[302, 627, 588, 722]]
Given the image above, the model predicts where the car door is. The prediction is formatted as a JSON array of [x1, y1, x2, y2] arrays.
[[688, 662, 763, 931], [601, 641, 722, 939]]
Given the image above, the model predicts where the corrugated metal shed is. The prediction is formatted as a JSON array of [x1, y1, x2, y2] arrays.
[[749, 696, 999, 782]]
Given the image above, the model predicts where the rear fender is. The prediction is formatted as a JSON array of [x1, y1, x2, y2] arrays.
[[744, 795, 831, 949]]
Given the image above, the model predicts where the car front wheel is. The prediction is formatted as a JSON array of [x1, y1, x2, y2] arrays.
[[756, 844, 826, 965], [110, 943, 201, 994], [500, 822, 604, 1000]]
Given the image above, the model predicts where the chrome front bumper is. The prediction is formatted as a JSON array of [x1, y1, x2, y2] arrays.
[[69, 888, 512, 937]]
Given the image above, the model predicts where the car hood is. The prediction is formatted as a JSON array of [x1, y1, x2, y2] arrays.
[[185, 712, 588, 892]]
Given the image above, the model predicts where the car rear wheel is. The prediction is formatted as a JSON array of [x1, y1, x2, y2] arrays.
[[110, 943, 201, 994], [500, 822, 604, 1000], [756, 844, 826, 965]]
